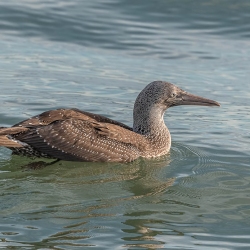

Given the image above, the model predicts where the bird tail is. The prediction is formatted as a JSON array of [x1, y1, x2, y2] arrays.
[[0, 127, 28, 147]]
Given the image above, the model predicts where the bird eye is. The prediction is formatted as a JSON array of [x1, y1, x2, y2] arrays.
[[172, 93, 176, 97]]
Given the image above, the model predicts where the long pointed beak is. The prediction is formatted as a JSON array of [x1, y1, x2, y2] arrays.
[[180, 91, 220, 107]]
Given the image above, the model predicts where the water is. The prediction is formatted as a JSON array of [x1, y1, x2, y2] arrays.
[[0, 0, 250, 249]]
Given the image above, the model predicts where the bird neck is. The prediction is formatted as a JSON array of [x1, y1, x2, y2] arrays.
[[133, 104, 169, 138]]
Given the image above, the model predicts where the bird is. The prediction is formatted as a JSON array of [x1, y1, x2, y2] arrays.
[[0, 81, 220, 163]]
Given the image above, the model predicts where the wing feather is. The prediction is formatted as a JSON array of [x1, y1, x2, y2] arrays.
[[14, 108, 131, 130], [16, 118, 146, 162], [3, 108, 145, 162]]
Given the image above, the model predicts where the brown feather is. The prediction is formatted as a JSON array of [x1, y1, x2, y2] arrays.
[[14, 118, 144, 162], [14, 108, 131, 130], [0, 127, 28, 135], [0, 135, 24, 147]]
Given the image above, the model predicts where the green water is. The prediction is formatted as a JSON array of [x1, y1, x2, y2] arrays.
[[0, 0, 250, 249]]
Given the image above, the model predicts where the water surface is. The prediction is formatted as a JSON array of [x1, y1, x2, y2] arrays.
[[0, 0, 250, 249]]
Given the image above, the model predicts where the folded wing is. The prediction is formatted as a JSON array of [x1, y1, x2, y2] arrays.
[[4, 108, 147, 162]]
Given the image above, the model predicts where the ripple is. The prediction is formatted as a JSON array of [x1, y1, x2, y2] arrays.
[[0, 0, 249, 248], [1, 0, 250, 60], [171, 142, 213, 176]]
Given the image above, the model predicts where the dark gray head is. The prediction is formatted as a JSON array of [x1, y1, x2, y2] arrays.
[[134, 81, 220, 111], [133, 81, 220, 133], [133, 80, 220, 137]]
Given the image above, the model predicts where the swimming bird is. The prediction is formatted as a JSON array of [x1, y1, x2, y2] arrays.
[[0, 81, 219, 163]]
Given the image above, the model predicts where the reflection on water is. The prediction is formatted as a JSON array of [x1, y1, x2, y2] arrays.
[[0, 0, 250, 249], [0, 156, 174, 248], [1, 143, 250, 249]]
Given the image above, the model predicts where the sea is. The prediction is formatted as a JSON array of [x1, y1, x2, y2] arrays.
[[0, 0, 250, 249]]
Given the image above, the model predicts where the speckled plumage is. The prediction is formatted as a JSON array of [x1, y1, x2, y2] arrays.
[[0, 81, 220, 162]]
